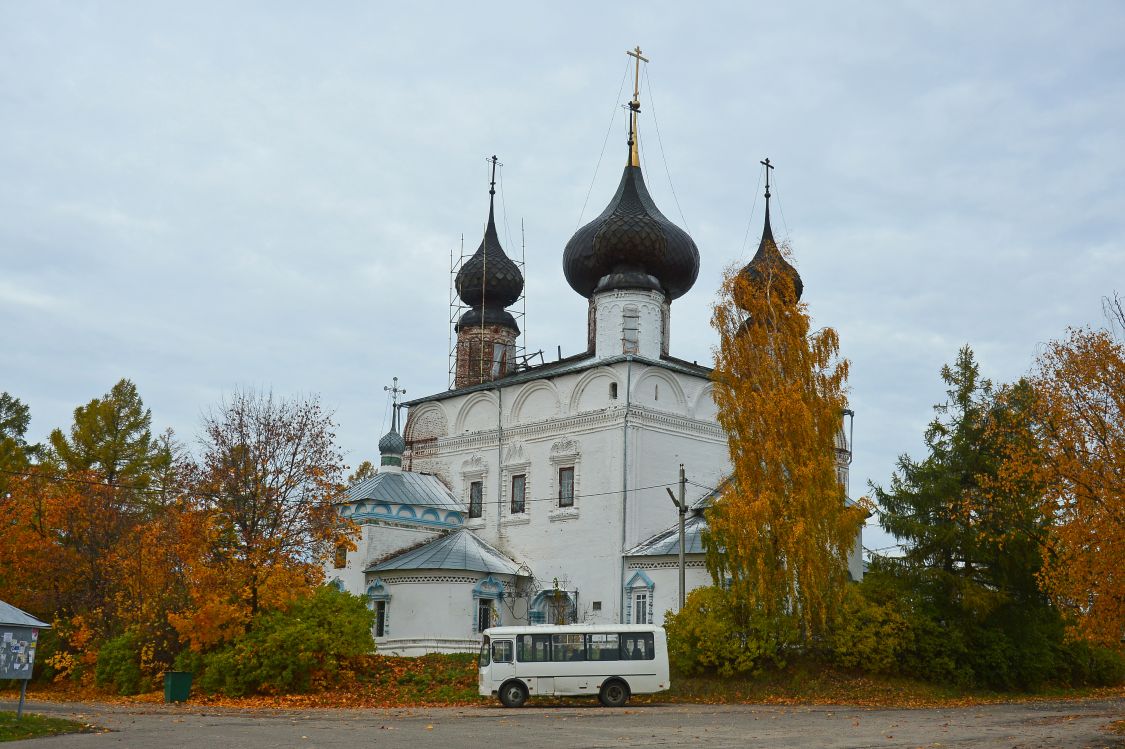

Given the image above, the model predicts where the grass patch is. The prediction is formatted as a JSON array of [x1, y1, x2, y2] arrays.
[[0, 711, 96, 742]]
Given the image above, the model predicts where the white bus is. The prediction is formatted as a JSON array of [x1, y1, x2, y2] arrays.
[[478, 624, 670, 707]]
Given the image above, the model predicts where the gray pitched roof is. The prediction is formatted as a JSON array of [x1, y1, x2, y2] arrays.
[[367, 529, 524, 575], [345, 470, 462, 511], [403, 352, 711, 407], [0, 600, 50, 628], [625, 513, 709, 557]]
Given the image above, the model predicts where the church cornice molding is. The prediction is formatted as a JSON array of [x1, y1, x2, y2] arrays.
[[408, 405, 724, 456]]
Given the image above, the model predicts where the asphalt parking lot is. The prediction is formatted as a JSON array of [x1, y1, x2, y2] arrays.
[[2, 697, 1122, 748]]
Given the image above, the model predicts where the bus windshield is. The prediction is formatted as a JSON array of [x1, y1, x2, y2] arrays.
[[479, 635, 490, 667]]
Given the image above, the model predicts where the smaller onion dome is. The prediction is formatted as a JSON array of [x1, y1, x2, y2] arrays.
[[455, 157, 524, 333], [740, 168, 803, 304], [378, 426, 406, 457]]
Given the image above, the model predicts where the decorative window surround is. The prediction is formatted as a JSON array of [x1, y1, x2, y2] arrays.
[[547, 438, 581, 521], [623, 570, 655, 625], [501, 442, 531, 521], [461, 456, 488, 527], [366, 578, 391, 638], [473, 575, 505, 632]]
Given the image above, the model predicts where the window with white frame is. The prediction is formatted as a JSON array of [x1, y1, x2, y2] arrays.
[[558, 466, 575, 508], [469, 480, 483, 519], [510, 473, 526, 514], [633, 592, 649, 624]]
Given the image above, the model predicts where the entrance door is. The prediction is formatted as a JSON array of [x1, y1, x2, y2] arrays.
[[489, 639, 514, 689]]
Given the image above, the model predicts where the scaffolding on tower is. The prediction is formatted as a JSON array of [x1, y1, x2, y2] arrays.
[[447, 226, 528, 390]]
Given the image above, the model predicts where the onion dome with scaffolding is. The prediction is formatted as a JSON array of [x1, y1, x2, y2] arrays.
[[454, 156, 524, 334], [562, 47, 700, 302]]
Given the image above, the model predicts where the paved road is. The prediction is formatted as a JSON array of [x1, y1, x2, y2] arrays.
[[2, 698, 1122, 748]]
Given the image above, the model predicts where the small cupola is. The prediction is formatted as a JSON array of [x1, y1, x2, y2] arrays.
[[739, 158, 803, 305], [379, 379, 406, 471]]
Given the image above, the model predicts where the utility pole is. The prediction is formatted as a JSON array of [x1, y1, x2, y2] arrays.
[[665, 463, 687, 611]]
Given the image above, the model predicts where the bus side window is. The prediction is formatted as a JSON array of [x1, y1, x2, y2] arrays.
[[517, 634, 551, 662], [492, 639, 513, 663], [587, 633, 620, 661]]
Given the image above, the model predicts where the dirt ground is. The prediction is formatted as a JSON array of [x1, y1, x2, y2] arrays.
[[2, 697, 1123, 748]]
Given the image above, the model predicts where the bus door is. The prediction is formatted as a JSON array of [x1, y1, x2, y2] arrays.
[[489, 638, 514, 687]]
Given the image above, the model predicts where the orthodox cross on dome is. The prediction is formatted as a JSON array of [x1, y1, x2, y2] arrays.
[[383, 377, 406, 430], [626, 45, 649, 167], [488, 154, 499, 197], [760, 157, 774, 204]]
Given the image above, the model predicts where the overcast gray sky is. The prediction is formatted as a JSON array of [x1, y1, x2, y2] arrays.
[[3, 2, 1123, 554]]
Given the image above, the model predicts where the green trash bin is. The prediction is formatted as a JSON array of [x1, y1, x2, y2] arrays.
[[164, 671, 192, 703]]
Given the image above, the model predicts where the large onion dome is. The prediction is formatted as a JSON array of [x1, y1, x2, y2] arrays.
[[740, 180, 803, 304], [562, 149, 699, 300], [455, 165, 524, 332]]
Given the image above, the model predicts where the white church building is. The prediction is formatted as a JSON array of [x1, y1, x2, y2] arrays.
[[327, 71, 862, 655]]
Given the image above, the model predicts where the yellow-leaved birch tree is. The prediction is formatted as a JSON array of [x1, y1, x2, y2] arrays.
[[705, 248, 865, 649]]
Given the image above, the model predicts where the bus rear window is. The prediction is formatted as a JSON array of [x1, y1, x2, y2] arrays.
[[621, 632, 655, 660]]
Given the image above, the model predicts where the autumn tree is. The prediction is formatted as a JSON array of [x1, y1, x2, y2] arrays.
[[870, 348, 1083, 688], [1030, 303, 1125, 649], [347, 459, 376, 485], [0, 392, 39, 497], [704, 248, 864, 652], [176, 390, 352, 648]]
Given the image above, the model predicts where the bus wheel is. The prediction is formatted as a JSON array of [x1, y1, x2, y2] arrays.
[[598, 679, 629, 707], [499, 680, 528, 708]]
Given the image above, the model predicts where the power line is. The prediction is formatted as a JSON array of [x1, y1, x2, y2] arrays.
[[642, 65, 689, 233], [576, 58, 631, 229]]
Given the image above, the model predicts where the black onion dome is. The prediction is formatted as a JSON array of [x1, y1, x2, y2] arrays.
[[741, 202, 803, 303], [455, 195, 523, 332], [563, 162, 699, 300]]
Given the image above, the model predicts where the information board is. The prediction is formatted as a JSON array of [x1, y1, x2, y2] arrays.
[[0, 626, 40, 680]]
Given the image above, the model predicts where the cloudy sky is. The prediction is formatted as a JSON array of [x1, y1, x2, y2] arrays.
[[3, 2, 1123, 553]]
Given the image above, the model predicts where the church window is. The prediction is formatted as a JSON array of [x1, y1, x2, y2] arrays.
[[654, 384, 659, 401], [477, 599, 494, 632], [609, 382, 618, 399], [558, 467, 574, 507], [374, 600, 387, 637], [510, 474, 526, 514], [592, 601, 602, 612], [333, 544, 348, 569], [622, 306, 640, 354], [469, 480, 483, 518], [633, 593, 649, 624]]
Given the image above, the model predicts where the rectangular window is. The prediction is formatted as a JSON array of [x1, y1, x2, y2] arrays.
[[477, 599, 493, 632], [469, 480, 483, 519], [558, 467, 574, 508], [551, 634, 585, 662], [510, 474, 526, 514], [517, 634, 552, 662], [587, 633, 620, 661], [374, 600, 387, 638], [334, 544, 348, 569], [492, 639, 513, 664], [633, 593, 649, 624], [621, 632, 655, 660], [622, 308, 640, 354]]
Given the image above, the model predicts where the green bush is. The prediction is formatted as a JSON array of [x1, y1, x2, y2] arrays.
[[195, 585, 375, 696], [826, 586, 911, 674], [94, 632, 144, 696], [664, 586, 792, 677]]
